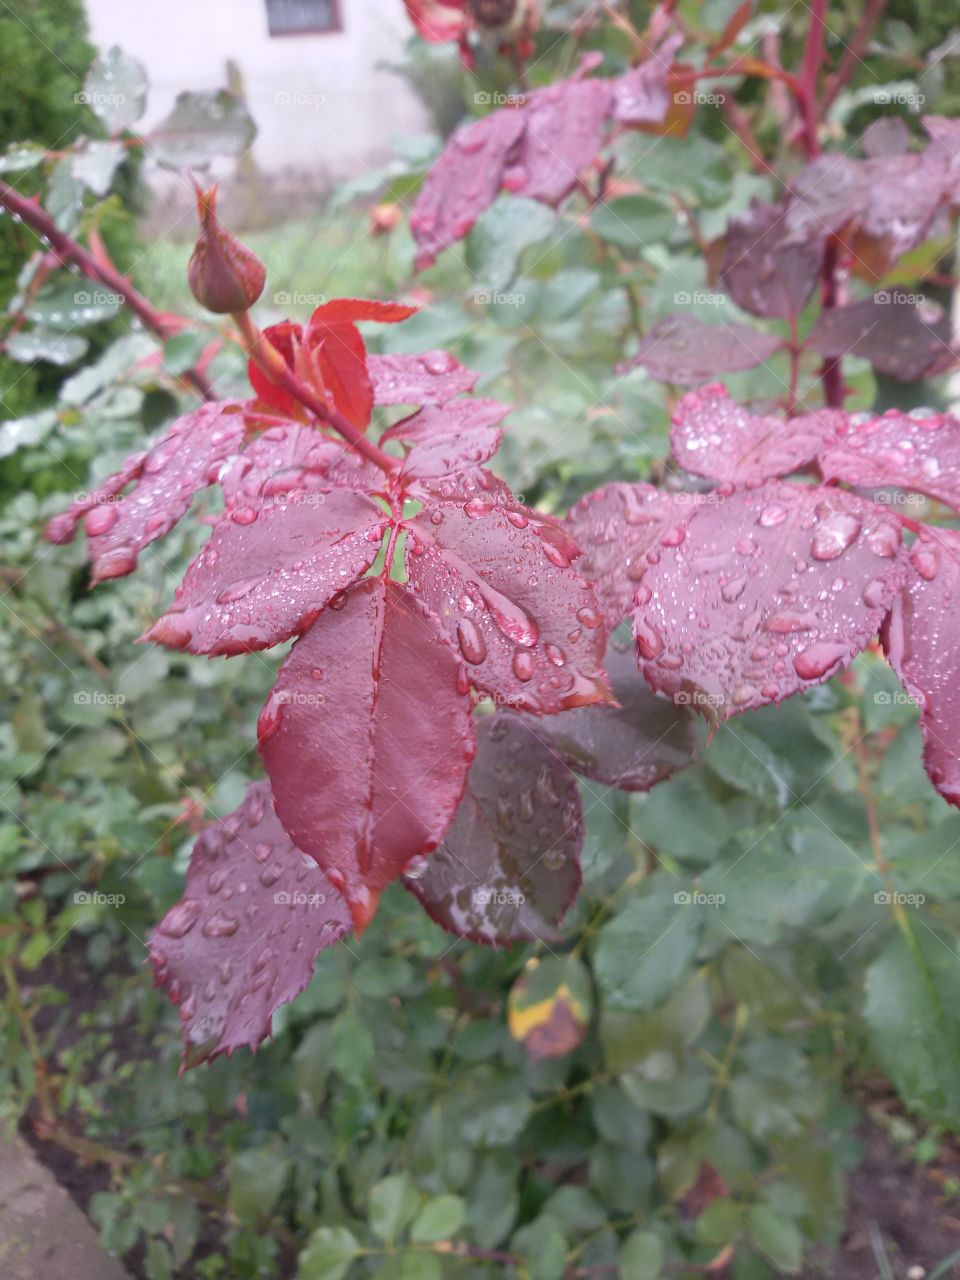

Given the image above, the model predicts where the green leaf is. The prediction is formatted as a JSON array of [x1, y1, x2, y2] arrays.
[[330, 1006, 375, 1079], [0, 145, 46, 174], [368, 1172, 420, 1242], [6, 330, 87, 366], [163, 331, 208, 376], [619, 1229, 665, 1279], [697, 1199, 746, 1245], [699, 820, 868, 946], [888, 816, 960, 901], [512, 1216, 567, 1280], [72, 140, 125, 196], [634, 767, 750, 867], [466, 1154, 518, 1248], [0, 410, 57, 460], [594, 883, 703, 1011], [148, 90, 256, 169], [466, 195, 557, 294], [293, 1021, 333, 1102], [27, 286, 122, 331], [410, 1193, 466, 1243], [446, 1067, 532, 1147], [864, 927, 960, 1127], [398, 1257, 442, 1280], [298, 1226, 359, 1280], [83, 45, 148, 133], [590, 196, 676, 251], [747, 1204, 803, 1274], [228, 1146, 290, 1221]]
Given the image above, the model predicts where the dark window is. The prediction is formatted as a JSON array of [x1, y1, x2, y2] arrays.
[[266, 0, 341, 35]]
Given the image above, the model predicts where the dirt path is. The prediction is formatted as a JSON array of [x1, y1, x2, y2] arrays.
[[0, 1135, 131, 1280]]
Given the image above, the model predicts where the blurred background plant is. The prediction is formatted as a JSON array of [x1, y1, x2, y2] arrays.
[[5, 2, 960, 1278]]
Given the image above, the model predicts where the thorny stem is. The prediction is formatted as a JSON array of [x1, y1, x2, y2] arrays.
[[231, 309, 400, 474], [0, 179, 215, 400]]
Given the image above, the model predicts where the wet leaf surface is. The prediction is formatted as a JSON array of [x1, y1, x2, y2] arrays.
[[45, 400, 247, 583], [806, 295, 951, 381], [144, 491, 388, 655], [535, 633, 696, 791], [819, 407, 960, 512], [566, 482, 704, 625], [883, 528, 960, 808], [631, 482, 907, 722], [259, 577, 475, 926], [671, 384, 841, 484], [149, 781, 352, 1066], [405, 713, 582, 944], [405, 494, 611, 713], [619, 315, 783, 385]]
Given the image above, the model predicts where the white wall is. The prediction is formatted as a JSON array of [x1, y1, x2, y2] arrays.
[[85, 0, 430, 176]]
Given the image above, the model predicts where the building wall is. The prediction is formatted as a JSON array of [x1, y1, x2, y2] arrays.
[[85, 0, 430, 177]]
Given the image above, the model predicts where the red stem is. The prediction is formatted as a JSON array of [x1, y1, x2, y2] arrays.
[[799, 0, 827, 157], [799, 1, 846, 406], [819, 239, 845, 409], [0, 178, 214, 400], [787, 315, 800, 415]]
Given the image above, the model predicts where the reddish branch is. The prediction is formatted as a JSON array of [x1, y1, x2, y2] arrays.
[[0, 177, 215, 400], [799, 0, 827, 158], [0, 180, 392, 468], [819, 237, 846, 408]]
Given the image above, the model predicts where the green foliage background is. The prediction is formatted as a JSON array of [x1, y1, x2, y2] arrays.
[[3, 2, 960, 1278]]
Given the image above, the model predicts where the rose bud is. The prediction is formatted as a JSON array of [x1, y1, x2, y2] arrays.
[[369, 202, 401, 235], [187, 185, 266, 314]]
